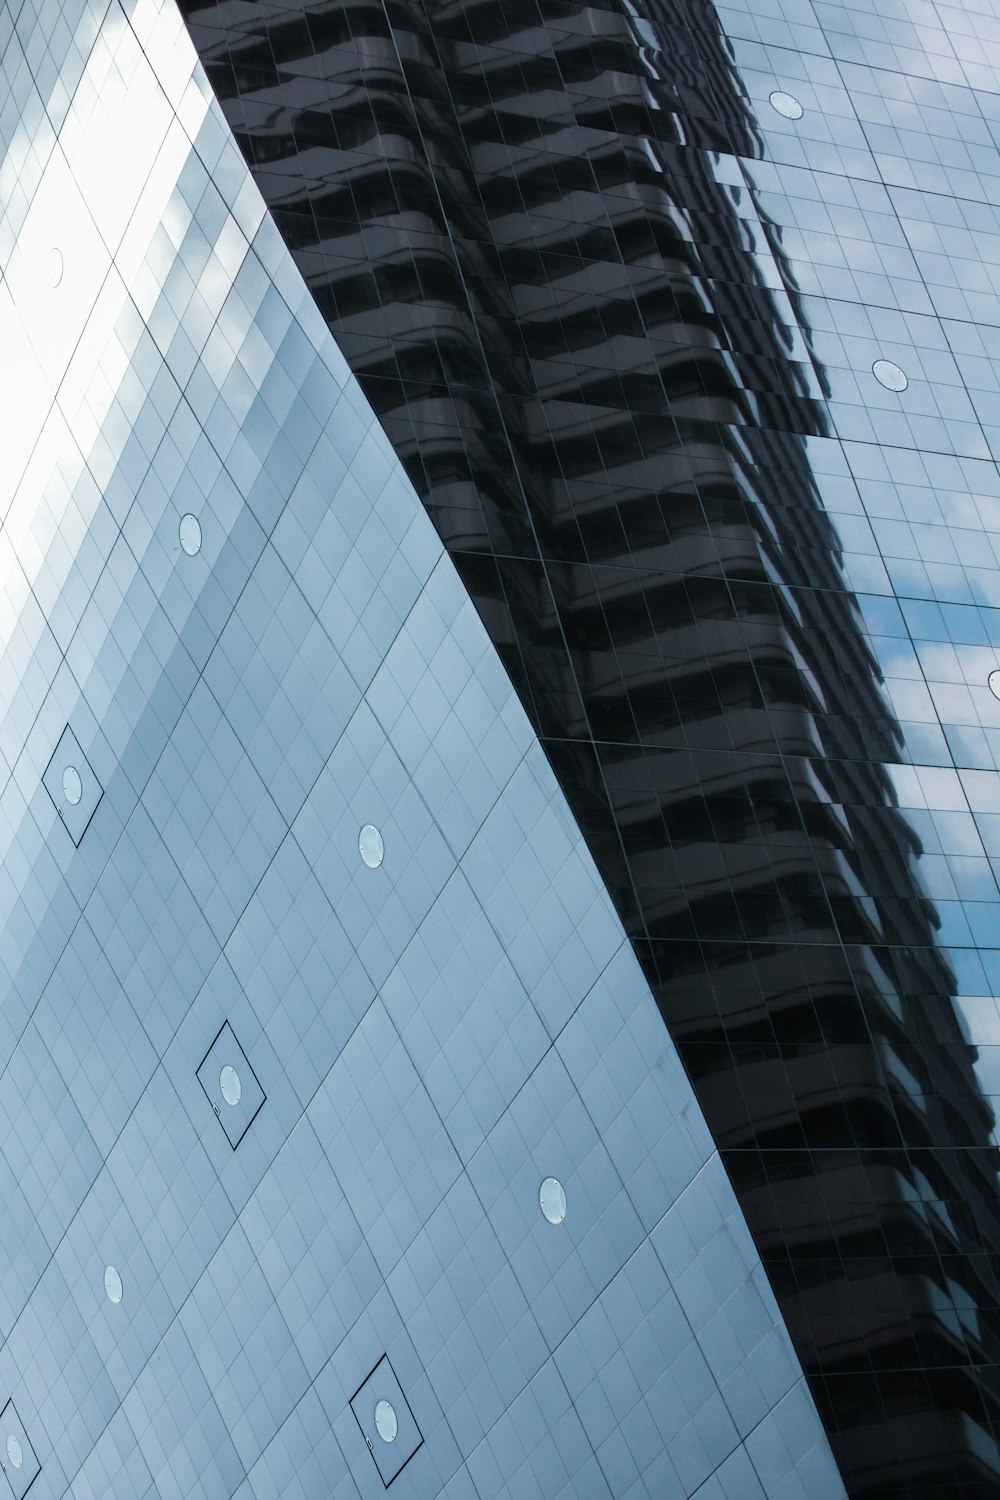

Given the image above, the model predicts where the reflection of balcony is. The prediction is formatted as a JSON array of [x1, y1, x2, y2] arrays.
[[698, 1044, 910, 1141], [792, 1268, 990, 1376], [839, 1411, 1000, 1500], [658, 938, 899, 1043], [745, 1163, 960, 1249], [879, 1038, 930, 1115], [180, 0, 1000, 1490]]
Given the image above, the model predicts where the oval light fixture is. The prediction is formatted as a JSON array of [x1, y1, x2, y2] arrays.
[[374, 1399, 398, 1443], [539, 1177, 568, 1225], [220, 1064, 242, 1107], [179, 513, 202, 555], [873, 359, 908, 392], [44, 247, 64, 288], [359, 824, 384, 868], [769, 90, 803, 120]]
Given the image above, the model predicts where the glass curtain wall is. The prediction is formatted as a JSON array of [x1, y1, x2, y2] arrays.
[[177, 0, 1000, 1495]]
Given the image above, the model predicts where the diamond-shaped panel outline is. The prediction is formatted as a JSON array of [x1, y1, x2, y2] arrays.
[[0, 1400, 40, 1500], [42, 725, 103, 846], [349, 1354, 423, 1488], [196, 1020, 266, 1149]]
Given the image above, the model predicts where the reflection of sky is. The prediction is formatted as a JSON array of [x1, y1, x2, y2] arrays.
[[2, 8, 178, 518], [716, 3, 1000, 1133], [0, 2, 286, 895], [0, 6, 198, 638]]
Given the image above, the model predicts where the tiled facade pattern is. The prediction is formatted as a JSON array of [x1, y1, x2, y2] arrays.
[[0, 2, 844, 1500], [175, 0, 1000, 1495]]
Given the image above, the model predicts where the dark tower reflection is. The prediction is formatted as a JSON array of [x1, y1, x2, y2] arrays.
[[177, 0, 1000, 1492]]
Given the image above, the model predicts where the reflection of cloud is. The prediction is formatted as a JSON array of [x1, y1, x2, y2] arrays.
[[871, 638, 1000, 733], [955, 997, 1000, 1146], [0, 4, 215, 655], [959, 997, 1000, 1048], [918, 639, 1000, 689], [5, 151, 110, 395], [0, 281, 50, 528]]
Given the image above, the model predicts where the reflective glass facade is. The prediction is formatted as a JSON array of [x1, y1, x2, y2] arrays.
[[172, 0, 1000, 1497], [0, 3, 846, 1500]]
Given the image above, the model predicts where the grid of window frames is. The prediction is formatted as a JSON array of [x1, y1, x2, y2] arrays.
[[0, 0, 845, 1499], [175, 0, 1000, 1494]]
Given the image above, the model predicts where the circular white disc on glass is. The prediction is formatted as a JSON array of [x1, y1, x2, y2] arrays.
[[219, 1065, 242, 1107], [44, 247, 63, 287], [374, 1400, 398, 1443], [539, 1177, 567, 1225], [989, 669, 1000, 701], [359, 824, 384, 868], [873, 359, 908, 392], [769, 90, 803, 120], [6, 1434, 22, 1469], [104, 1265, 123, 1304], [62, 765, 83, 805], [179, 513, 202, 556]]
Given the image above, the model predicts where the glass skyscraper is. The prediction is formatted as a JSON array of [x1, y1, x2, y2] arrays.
[[0, 0, 997, 1497]]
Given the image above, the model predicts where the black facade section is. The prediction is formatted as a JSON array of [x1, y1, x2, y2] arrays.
[[177, 0, 1000, 1494]]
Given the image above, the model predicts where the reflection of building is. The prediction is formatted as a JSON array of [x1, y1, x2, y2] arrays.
[[178, 0, 1000, 1494], [0, 4, 848, 1500]]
